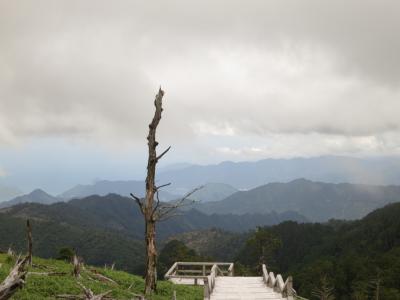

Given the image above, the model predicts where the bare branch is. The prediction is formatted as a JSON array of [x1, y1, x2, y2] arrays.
[[154, 182, 171, 191], [152, 191, 162, 218], [155, 211, 183, 222], [130, 193, 145, 214], [156, 146, 171, 162], [154, 186, 203, 221], [181, 186, 204, 201]]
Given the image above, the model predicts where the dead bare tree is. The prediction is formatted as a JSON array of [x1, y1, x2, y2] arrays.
[[72, 255, 81, 278], [130, 88, 201, 295], [26, 220, 32, 267]]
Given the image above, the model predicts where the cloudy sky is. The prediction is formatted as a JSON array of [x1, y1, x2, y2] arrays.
[[1, 0, 400, 193]]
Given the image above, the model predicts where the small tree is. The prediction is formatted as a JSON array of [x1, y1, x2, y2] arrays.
[[311, 275, 335, 300], [131, 88, 200, 295], [369, 269, 382, 300], [236, 227, 281, 274], [57, 247, 75, 261]]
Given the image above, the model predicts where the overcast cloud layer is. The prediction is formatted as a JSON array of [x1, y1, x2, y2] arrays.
[[1, 1, 400, 191]]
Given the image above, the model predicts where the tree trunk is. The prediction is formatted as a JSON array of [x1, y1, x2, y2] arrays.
[[144, 220, 157, 294], [26, 220, 32, 266], [143, 88, 165, 295]]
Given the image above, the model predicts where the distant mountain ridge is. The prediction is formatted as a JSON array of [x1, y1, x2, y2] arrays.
[[193, 178, 400, 221], [188, 183, 238, 203], [58, 180, 238, 203], [157, 156, 400, 190], [58, 180, 179, 201], [0, 189, 61, 209]]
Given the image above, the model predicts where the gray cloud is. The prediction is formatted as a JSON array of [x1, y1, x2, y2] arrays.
[[1, 0, 400, 158], [0, 167, 6, 177]]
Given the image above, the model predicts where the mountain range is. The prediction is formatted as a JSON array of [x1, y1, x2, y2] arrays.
[[193, 178, 400, 222], [3, 155, 400, 204], [157, 156, 400, 190], [0, 189, 61, 209], [0, 181, 238, 209], [58, 180, 179, 201], [2, 178, 400, 223]]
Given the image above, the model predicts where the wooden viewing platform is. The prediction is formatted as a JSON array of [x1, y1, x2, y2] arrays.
[[165, 262, 301, 300]]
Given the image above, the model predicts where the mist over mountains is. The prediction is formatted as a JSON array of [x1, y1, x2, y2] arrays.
[[58, 180, 179, 201], [158, 156, 400, 191], [193, 179, 400, 222], [0, 184, 22, 202], [2, 155, 400, 204], [1, 156, 400, 222]]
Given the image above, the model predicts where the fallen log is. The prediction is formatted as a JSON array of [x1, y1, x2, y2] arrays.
[[27, 271, 68, 277], [56, 295, 84, 300], [0, 256, 29, 300], [89, 270, 117, 285], [78, 282, 112, 300], [32, 263, 55, 270]]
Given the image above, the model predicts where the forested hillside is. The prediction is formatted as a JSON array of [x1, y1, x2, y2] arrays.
[[2, 190, 400, 298], [0, 193, 305, 274], [168, 202, 400, 298], [0, 213, 146, 274], [1, 194, 305, 239]]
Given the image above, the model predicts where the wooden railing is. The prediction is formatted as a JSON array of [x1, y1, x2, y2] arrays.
[[164, 262, 234, 299], [164, 262, 234, 284], [262, 264, 295, 300], [203, 264, 219, 299]]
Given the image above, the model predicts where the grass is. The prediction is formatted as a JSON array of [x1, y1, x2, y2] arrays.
[[0, 254, 203, 300]]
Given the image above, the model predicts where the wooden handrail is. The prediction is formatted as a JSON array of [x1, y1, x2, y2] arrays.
[[172, 262, 232, 266], [165, 262, 178, 278], [165, 262, 234, 299], [204, 264, 219, 299], [227, 263, 234, 276], [165, 262, 234, 280], [262, 264, 294, 300]]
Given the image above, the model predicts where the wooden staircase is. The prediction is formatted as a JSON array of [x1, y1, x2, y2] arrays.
[[165, 262, 297, 300], [210, 276, 286, 300]]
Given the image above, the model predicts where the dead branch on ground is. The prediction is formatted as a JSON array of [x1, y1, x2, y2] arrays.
[[0, 256, 29, 300]]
